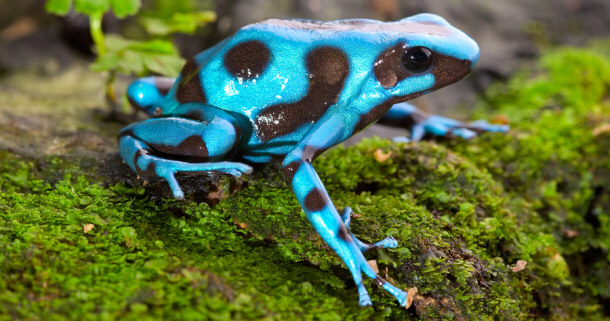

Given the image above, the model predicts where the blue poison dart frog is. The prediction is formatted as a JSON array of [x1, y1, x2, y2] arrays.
[[119, 13, 508, 308]]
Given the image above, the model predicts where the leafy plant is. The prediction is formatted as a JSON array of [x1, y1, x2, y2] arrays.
[[45, 0, 215, 112]]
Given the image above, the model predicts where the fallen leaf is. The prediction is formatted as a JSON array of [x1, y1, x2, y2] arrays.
[[592, 123, 610, 136], [511, 260, 527, 272], [367, 260, 379, 273], [83, 224, 94, 234], [491, 114, 510, 125], [374, 149, 392, 162], [406, 287, 418, 309]]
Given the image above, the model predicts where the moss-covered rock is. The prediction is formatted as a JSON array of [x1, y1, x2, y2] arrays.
[[0, 44, 608, 320]]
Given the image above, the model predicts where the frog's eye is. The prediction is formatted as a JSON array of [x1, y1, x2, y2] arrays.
[[402, 46, 433, 73]]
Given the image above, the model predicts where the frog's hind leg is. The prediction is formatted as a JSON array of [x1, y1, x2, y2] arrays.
[[379, 102, 509, 141], [118, 106, 252, 199], [127, 77, 175, 116]]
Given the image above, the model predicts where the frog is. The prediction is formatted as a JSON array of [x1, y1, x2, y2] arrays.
[[118, 13, 508, 308]]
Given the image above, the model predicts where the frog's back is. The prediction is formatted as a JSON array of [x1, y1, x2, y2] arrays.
[[173, 17, 452, 108], [166, 15, 476, 150], [193, 18, 386, 112], [165, 19, 380, 145]]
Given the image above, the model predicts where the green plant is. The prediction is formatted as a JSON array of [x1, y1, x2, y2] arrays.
[[44, 0, 215, 112]]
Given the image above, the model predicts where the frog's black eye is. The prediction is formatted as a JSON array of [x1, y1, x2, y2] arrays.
[[401, 46, 433, 73]]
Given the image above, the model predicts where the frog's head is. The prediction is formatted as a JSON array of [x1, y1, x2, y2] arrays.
[[372, 13, 480, 102]]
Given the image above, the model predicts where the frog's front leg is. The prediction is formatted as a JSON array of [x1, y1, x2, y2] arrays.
[[127, 76, 175, 116], [379, 102, 509, 141], [282, 114, 407, 307], [341, 207, 398, 252], [118, 104, 252, 199]]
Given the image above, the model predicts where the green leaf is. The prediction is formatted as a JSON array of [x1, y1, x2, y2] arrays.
[[118, 50, 146, 75], [45, 0, 72, 15], [110, 0, 141, 18], [127, 39, 177, 55], [73, 0, 110, 16], [142, 54, 185, 78], [140, 10, 216, 36], [91, 35, 184, 77], [103, 34, 132, 52], [90, 53, 120, 73]]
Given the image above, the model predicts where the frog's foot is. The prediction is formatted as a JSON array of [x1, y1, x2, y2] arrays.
[[341, 207, 398, 253], [357, 265, 408, 308], [380, 103, 508, 142], [357, 285, 373, 306], [336, 207, 407, 306], [135, 153, 252, 199], [411, 114, 509, 141]]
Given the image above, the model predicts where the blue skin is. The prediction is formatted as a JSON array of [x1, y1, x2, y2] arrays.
[[119, 13, 507, 308]]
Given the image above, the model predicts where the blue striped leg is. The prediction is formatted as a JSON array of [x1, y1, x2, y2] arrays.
[[282, 114, 407, 307], [379, 102, 509, 141], [118, 105, 252, 199]]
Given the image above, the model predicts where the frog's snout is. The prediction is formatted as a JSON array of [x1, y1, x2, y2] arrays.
[[461, 59, 472, 69]]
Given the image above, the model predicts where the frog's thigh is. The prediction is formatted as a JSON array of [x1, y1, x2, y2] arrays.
[[118, 116, 251, 199], [120, 116, 240, 163]]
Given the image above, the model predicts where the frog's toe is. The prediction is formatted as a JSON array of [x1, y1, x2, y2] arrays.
[[357, 288, 373, 306], [170, 186, 185, 200], [151, 164, 185, 199], [395, 288, 408, 308], [409, 114, 509, 140], [341, 207, 353, 228], [392, 136, 411, 143], [378, 236, 398, 249], [216, 166, 252, 177], [341, 207, 399, 252], [450, 127, 477, 139], [237, 163, 254, 174], [469, 120, 510, 133], [363, 236, 399, 252]]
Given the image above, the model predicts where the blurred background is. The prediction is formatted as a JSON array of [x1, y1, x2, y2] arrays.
[[2, 0, 610, 101], [0, 0, 609, 141]]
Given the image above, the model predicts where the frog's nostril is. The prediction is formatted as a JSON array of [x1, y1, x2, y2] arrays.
[[461, 59, 472, 69]]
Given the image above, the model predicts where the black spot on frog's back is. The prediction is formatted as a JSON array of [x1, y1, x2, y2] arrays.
[[177, 58, 207, 104], [223, 40, 271, 80], [255, 46, 350, 142]]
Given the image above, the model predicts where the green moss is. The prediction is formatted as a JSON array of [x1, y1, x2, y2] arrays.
[[1, 44, 609, 320]]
